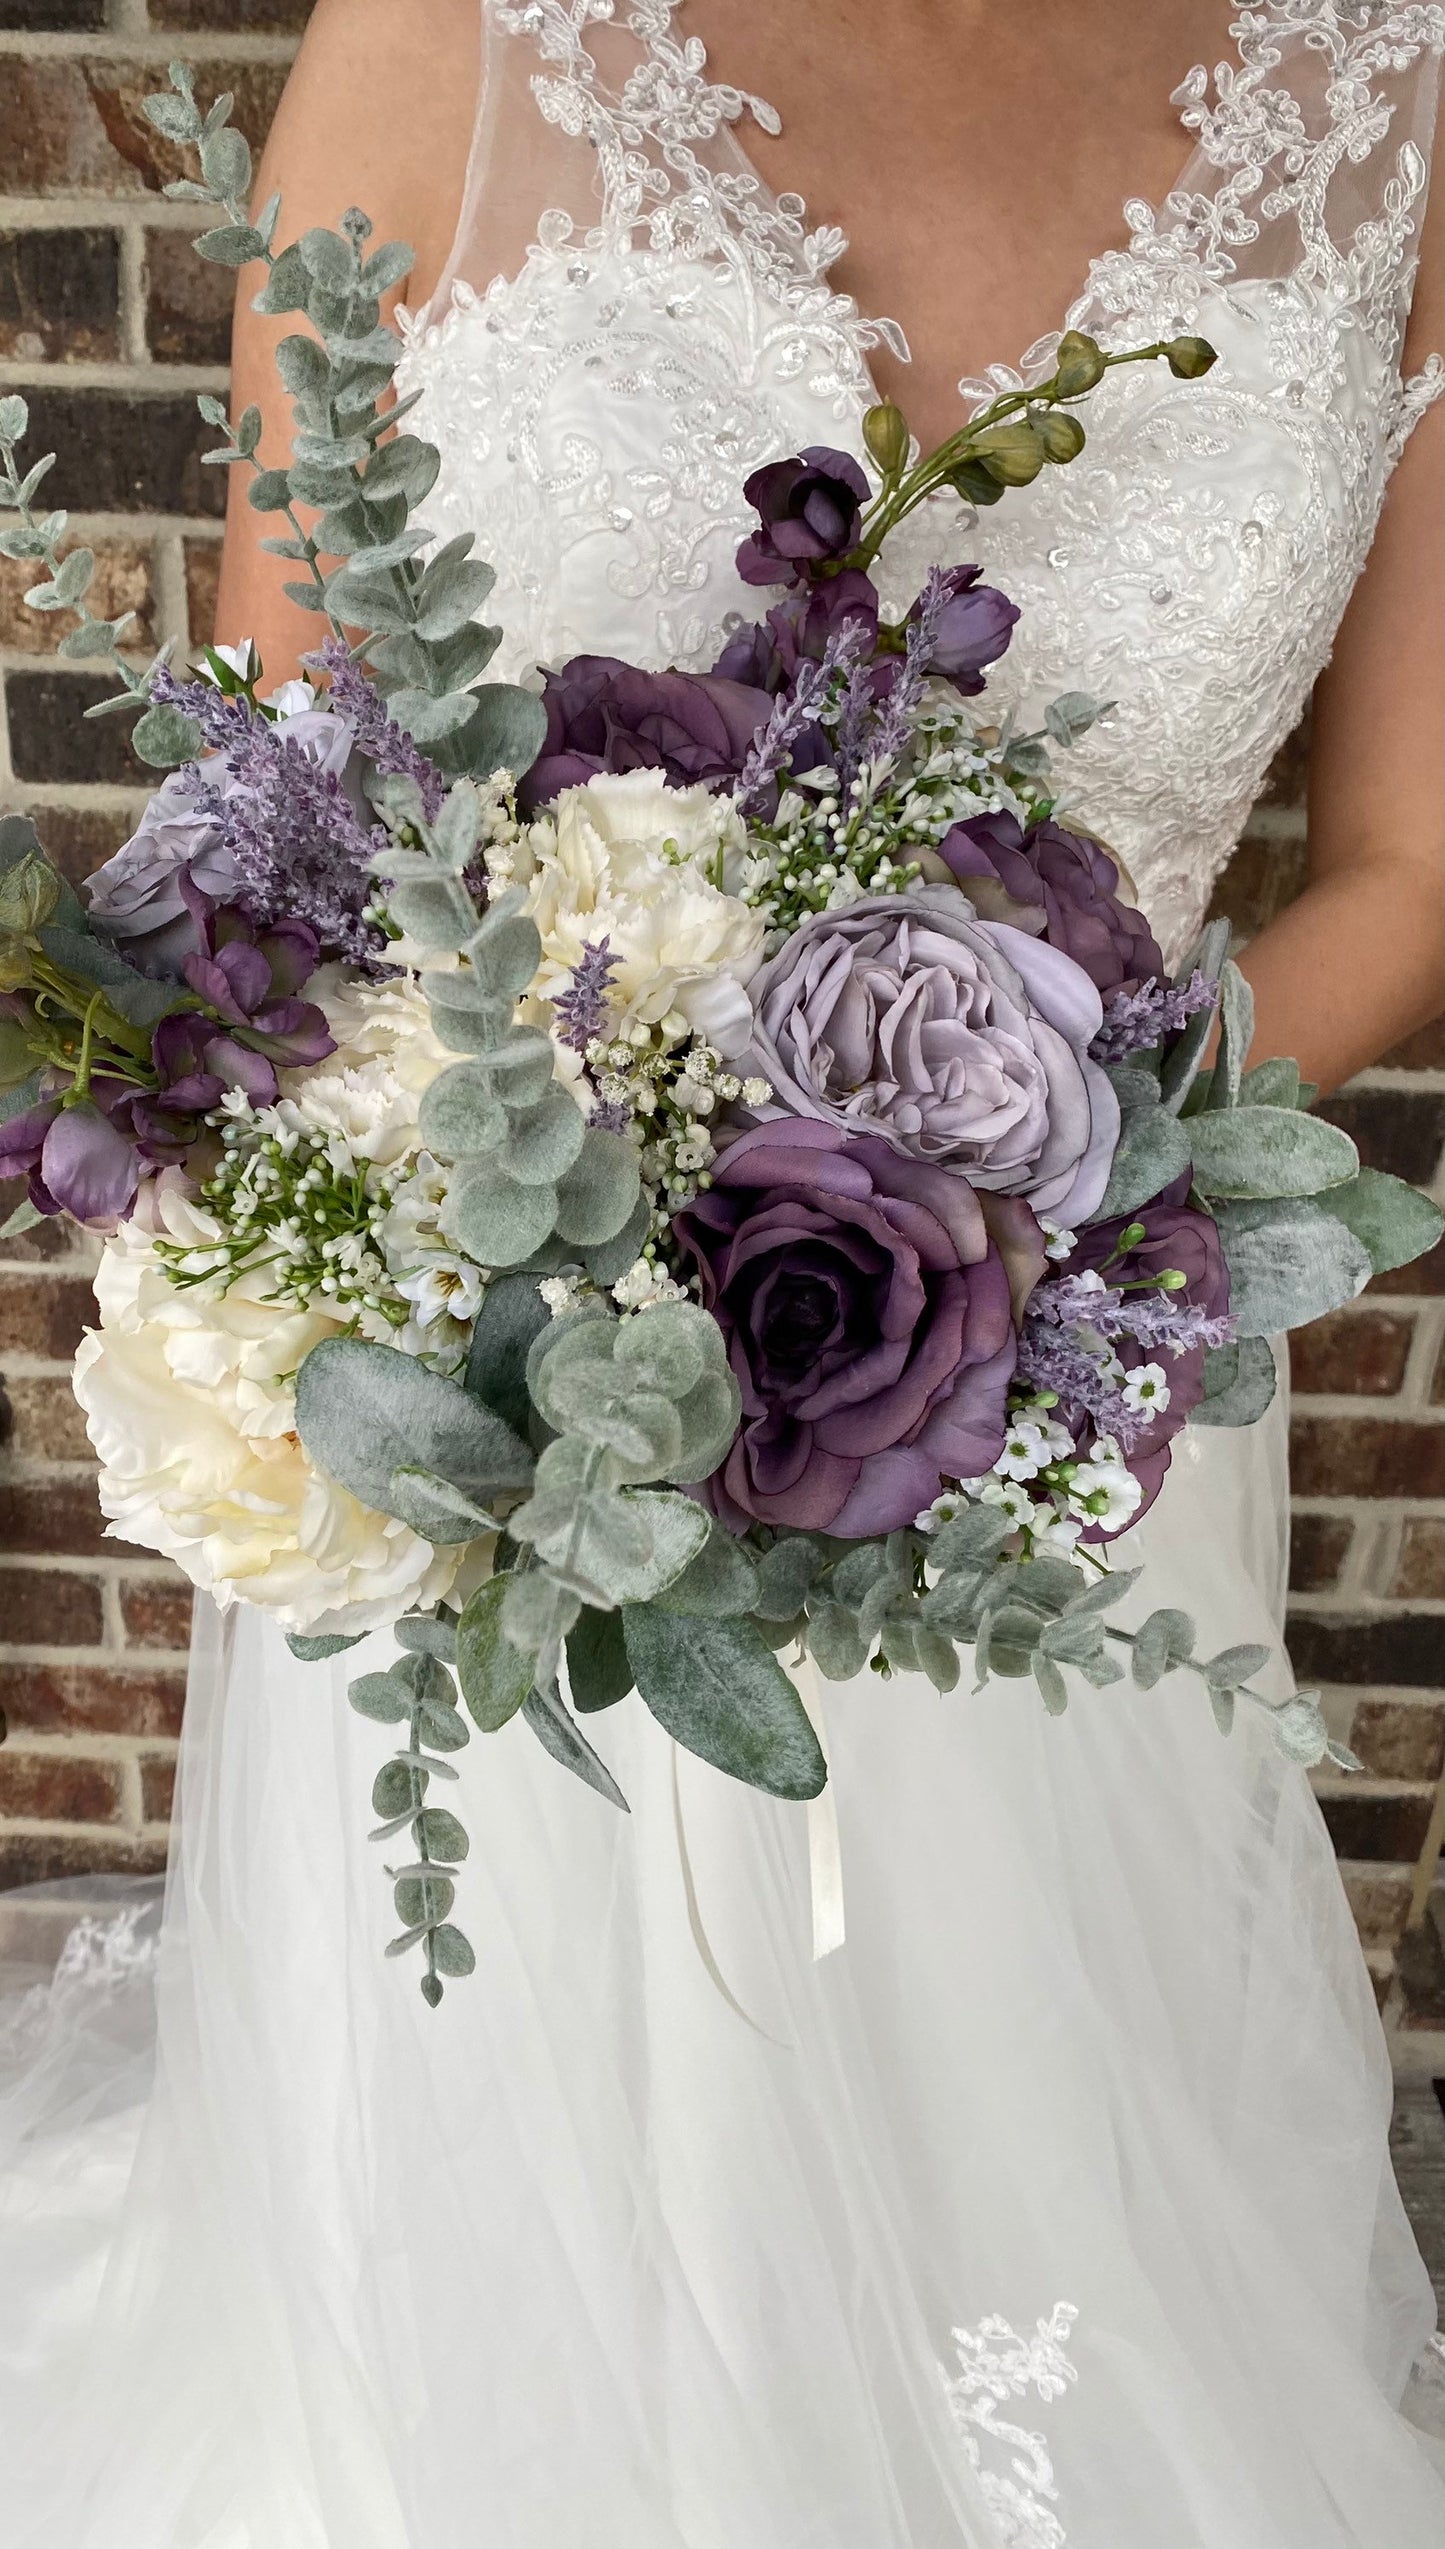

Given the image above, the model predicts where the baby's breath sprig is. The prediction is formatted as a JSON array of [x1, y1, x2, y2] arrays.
[[155, 1101, 407, 1332]]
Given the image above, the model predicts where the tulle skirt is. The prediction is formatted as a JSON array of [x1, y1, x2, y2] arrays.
[[2, 1382, 1443, 2548]]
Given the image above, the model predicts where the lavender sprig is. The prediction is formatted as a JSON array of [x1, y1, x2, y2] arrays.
[[554, 937, 620, 1054], [733, 617, 871, 816], [1017, 1269, 1235, 1450], [1090, 968, 1218, 1065], [863, 564, 951, 770], [305, 638, 447, 822]]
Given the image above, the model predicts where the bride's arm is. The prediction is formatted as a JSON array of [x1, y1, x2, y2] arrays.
[[212, 0, 479, 682], [1233, 161, 1444, 1095]]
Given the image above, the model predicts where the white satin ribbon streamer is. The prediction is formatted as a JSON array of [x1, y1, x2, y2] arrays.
[[794, 1653, 846, 1960], [670, 1749, 787, 2046]]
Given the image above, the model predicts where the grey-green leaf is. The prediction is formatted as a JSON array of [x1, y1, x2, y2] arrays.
[[522, 1681, 629, 1810], [295, 1336, 534, 1525], [649, 1521, 760, 1618], [1187, 1105, 1358, 1201], [1096, 1104, 1191, 1219], [623, 1610, 827, 1799], [1214, 1199, 1373, 1336], [1192, 1336, 1278, 1428], [456, 1578, 534, 1732], [566, 1607, 634, 1712], [1321, 1168, 1444, 1279]]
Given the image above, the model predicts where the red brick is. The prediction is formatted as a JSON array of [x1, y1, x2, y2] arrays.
[[1316, 1786, 1437, 1862], [141, 1753, 177, 1824], [9, 667, 151, 785], [0, 61, 292, 200], [1288, 1512, 1353, 1593], [0, 540, 155, 655], [185, 537, 222, 650], [0, 1749, 124, 1825], [120, 1578, 193, 1652], [151, 0, 314, 28], [1373, 1234, 1445, 1297], [0, 1661, 186, 1740], [0, 226, 119, 363], [0, 1831, 168, 1892], [5, 811, 136, 902], [145, 226, 234, 366], [1288, 1416, 1445, 1499], [0, 1269, 98, 1361], [1349, 1697, 1445, 1784], [1287, 1611, 1445, 1691], [1317, 1088, 1445, 1189], [1379, 1017, 1445, 1071], [1288, 1307, 1414, 1397], [1396, 1517, 1445, 1599], [2, 1373, 95, 1464], [0, 1476, 122, 1562], [0, 1186, 91, 1266], [0, 1568, 104, 1647]]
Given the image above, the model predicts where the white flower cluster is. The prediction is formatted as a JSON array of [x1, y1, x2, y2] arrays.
[[741, 704, 1042, 942], [589, 1027, 769, 1211], [915, 1386, 1154, 1570]]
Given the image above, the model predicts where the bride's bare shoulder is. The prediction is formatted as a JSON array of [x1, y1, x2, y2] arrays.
[[262, 0, 480, 300]]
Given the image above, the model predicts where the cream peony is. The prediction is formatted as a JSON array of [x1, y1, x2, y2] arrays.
[[523, 768, 765, 1055], [74, 1179, 460, 1639]]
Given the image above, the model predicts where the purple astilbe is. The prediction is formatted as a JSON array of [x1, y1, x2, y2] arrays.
[[305, 638, 447, 822], [734, 615, 871, 816], [150, 666, 381, 964], [553, 937, 620, 1055], [1090, 968, 1218, 1065]]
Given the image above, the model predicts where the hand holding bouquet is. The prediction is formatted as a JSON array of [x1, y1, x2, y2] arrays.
[[2, 67, 1439, 2004]]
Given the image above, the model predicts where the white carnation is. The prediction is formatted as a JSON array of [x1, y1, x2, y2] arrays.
[[73, 1187, 459, 1638], [524, 768, 765, 1056]]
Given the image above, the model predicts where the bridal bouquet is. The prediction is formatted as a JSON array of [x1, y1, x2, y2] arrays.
[[2, 70, 1440, 2000]]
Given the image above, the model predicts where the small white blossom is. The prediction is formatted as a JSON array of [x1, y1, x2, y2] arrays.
[[396, 1256, 486, 1331], [612, 1258, 688, 1311], [1066, 1440, 1145, 1534], [539, 1274, 587, 1318], [980, 1478, 1035, 1529], [1121, 1362, 1171, 1417], [1039, 1217, 1077, 1263], [1031, 1505, 1086, 1556], [995, 1420, 1057, 1482]]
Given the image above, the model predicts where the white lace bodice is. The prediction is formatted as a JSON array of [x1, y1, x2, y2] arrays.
[[397, 0, 1443, 960]]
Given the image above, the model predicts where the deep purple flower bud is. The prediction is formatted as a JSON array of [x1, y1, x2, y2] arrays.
[[736, 446, 871, 589], [940, 810, 1167, 997], [910, 564, 1020, 695]]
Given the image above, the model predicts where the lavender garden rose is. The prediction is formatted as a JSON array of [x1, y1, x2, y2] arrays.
[[743, 887, 1120, 1224], [674, 1118, 1028, 1537]]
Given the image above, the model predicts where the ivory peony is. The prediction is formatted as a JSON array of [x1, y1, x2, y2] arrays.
[[73, 1181, 460, 1639]]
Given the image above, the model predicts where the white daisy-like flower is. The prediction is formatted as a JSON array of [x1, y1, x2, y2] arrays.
[[979, 1478, 1035, 1529], [1121, 1362, 1172, 1418], [396, 1255, 486, 1332], [1066, 1441, 1145, 1534], [1030, 1504, 1085, 1556]]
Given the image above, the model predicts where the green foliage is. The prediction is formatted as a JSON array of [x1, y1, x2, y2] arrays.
[[293, 1336, 534, 1531], [348, 1641, 476, 2004], [455, 1578, 533, 1732], [1212, 1198, 1373, 1335], [621, 1609, 828, 1799], [1191, 1336, 1279, 1428], [565, 1607, 635, 1712], [1323, 1167, 1444, 1277]]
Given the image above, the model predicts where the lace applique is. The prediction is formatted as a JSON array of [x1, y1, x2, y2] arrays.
[[942, 2303, 1079, 2547]]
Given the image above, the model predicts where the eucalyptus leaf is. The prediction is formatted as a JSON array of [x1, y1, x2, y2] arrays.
[[431, 1924, 476, 1979], [805, 1601, 870, 1682], [295, 1336, 534, 1523], [1128, 1608, 1195, 1690], [566, 1606, 634, 1712], [131, 704, 204, 769], [753, 1534, 829, 1621], [445, 1163, 561, 1270], [623, 1610, 827, 1800], [1192, 1336, 1278, 1427], [522, 1680, 630, 1810], [649, 1521, 760, 1618], [552, 1129, 642, 1245], [605, 1490, 711, 1601], [348, 1670, 413, 1724], [465, 1272, 551, 1438], [287, 1629, 365, 1662], [456, 1578, 534, 1732]]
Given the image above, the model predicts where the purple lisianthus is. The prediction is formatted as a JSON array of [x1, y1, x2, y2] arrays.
[[736, 446, 870, 589], [907, 564, 1020, 696], [0, 1091, 141, 1228], [674, 1119, 1020, 1537], [518, 656, 774, 812], [743, 888, 1120, 1225], [940, 811, 1167, 997], [84, 769, 237, 978]]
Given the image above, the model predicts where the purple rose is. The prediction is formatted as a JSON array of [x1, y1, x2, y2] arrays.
[[84, 770, 237, 978], [674, 1119, 1020, 1537], [519, 656, 774, 812], [743, 888, 1120, 1225], [736, 446, 870, 589], [940, 811, 1166, 996], [909, 564, 1020, 696]]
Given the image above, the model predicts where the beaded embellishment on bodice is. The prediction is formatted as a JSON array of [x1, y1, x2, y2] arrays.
[[397, 0, 1444, 961]]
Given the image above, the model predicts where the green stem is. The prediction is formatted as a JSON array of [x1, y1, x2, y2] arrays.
[[66, 987, 104, 1102]]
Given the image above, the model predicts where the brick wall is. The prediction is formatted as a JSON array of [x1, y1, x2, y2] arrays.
[[1, 0, 1442, 2000]]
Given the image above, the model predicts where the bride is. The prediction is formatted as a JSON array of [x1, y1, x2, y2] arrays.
[[2, 3, 1444, 2541]]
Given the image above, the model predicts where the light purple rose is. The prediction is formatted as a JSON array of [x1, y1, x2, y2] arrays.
[[743, 888, 1120, 1225], [84, 770, 236, 977], [674, 1119, 1026, 1537]]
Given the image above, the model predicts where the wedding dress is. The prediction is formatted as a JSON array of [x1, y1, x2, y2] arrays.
[[3, 6, 1445, 2543]]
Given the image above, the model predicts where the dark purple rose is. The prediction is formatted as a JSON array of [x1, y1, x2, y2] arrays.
[[743, 888, 1120, 1225], [519, 657, 774, 812], [940, 811, 1166, 996], [909, 564, 1020, 696], [1066, 1179, 1230, 1525], [0, 1092, 140, 1228], [736, 446, 870, 589], [674, 1118, 1020, 1537]]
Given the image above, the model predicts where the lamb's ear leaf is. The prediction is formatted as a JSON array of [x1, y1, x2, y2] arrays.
[[1319, 1167, 1444, 1278], [521, 1680, 630, 1809], [622, 1609, 827, 1800], [1191, 1335, 1279, 1427], [1213, 1199, 1372, 1336], [1095, 1105, 1191, 1219], [287, 1630, 366, 1662], [565, 1607, 634, 1712], [294, 1336, 534, 1523], [1186, 1105, 1357, 1202]]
